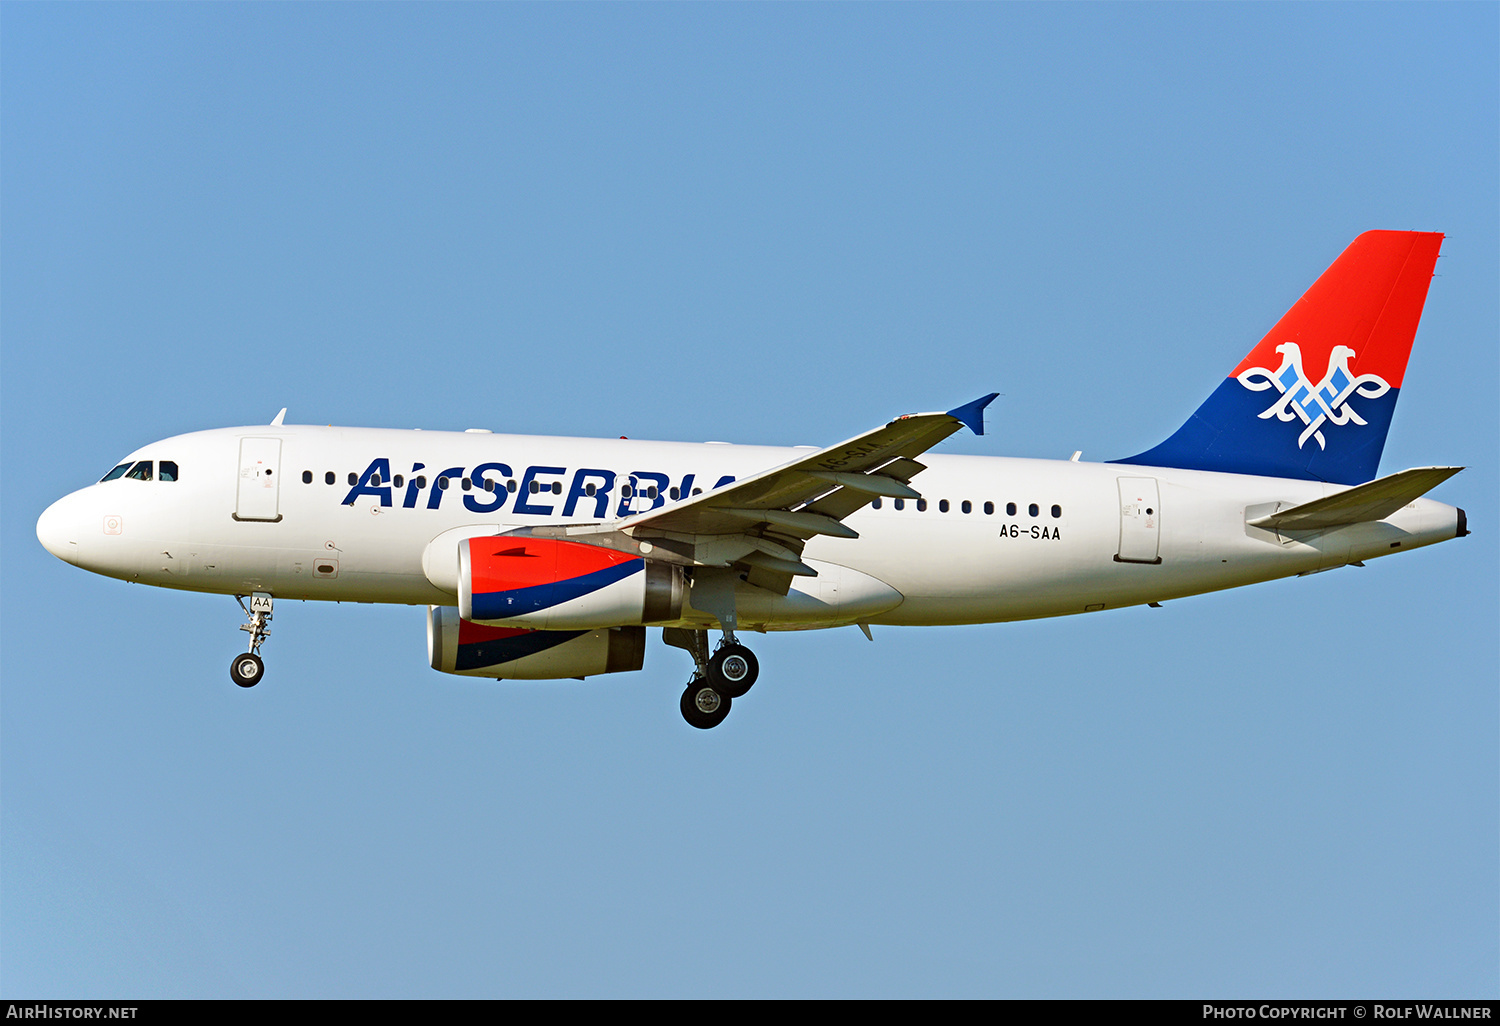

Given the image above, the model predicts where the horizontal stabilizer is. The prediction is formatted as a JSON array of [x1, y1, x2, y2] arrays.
[[1247, 466, 1463, 531]]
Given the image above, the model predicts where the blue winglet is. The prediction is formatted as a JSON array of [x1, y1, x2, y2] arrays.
[[947, 393, 1000, 436]]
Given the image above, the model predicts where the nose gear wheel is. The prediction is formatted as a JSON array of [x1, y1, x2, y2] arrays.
[[230, 652, 264, 687]]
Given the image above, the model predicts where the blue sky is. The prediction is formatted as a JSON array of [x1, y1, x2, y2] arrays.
[[3, 4, 1495, 997]]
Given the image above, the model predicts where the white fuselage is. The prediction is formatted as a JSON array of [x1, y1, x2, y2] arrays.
[[36, 424, 1462, 630]]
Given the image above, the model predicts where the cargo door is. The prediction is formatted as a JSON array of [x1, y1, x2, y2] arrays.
[[1116, 476, 1161, 564], [235, 437, 283, 522]]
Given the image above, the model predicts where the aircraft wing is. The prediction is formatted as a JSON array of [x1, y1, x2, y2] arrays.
[[526, 394, 997, 591], [625, 393, 997, 538]]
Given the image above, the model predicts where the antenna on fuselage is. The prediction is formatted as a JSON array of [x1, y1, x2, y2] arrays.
[[270, 408, 287, 426]]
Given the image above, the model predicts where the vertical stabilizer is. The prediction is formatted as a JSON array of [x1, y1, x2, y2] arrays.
[[1113, 230, 1443, 484]]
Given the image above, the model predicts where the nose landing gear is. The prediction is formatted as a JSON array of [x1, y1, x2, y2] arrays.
[[230, 592, 273, 687]]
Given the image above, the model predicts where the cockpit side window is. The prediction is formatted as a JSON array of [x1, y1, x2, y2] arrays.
[[100, 463, 133, 482], [124, 461, 154, 481], [159, 461, 179, 482]]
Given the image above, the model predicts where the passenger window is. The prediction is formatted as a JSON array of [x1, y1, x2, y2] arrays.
[[871, 497, 882, 509], [394, 475, 404, 488], [125, 461, 153, 481], [348, 472, 357, 486], [552, 481, 562, 495], [416, 476, 427, 489], [1028, 503, 1039, 517], [325, 472, 336, 485], [916, 499, 928, 512], [159, 461, 178, 482], [961, 500, 972, 514], [893, 498, 905, 511], [101, 463, 133, 482], [1052, 504, 1062, 518], [1006, 502, 1017, 516], [302, 470, 313, 484], [984, 501, 994, 515], [438, 477, 450, 490], [939, 499, 950, 513], [461, 478, 472, 491]]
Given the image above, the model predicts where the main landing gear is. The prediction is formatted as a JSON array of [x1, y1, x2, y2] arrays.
[[230, 592, 273, 687], [666, 627, 760, 729], [711, 643, 758, 698]]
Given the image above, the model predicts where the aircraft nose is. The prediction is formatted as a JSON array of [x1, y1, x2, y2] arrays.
[[37, 495, 82, 565]]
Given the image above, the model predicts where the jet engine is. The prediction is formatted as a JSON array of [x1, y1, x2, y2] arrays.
[[427, 605, 646, 679], [458, 535, 683, 630]]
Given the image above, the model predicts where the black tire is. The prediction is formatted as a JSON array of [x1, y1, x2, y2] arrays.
[[680, 679, 732, 729], [230, 652, 264, 688], [709, 644, 758, 698]]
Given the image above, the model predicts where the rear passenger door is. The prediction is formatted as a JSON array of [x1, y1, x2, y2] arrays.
[[1115, 476, 1161, 564]]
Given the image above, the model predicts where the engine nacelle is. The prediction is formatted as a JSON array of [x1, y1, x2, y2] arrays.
[[427, 606, 646, 680], [458, 536, 683, 629]]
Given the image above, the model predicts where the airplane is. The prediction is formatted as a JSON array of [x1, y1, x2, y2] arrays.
[[36, 230, 1468, 728]]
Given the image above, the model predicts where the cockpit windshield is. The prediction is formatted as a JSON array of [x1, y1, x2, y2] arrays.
[[100, 459, 178, 483]]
